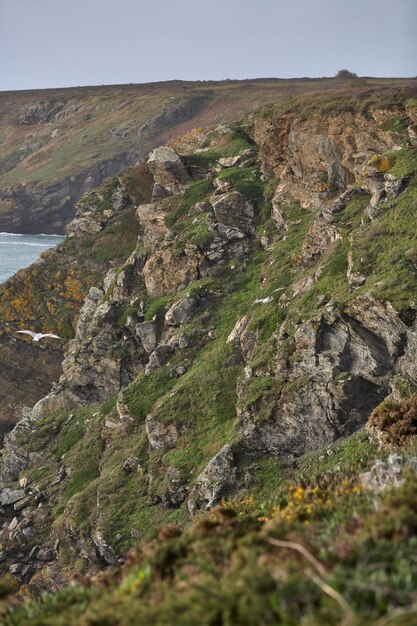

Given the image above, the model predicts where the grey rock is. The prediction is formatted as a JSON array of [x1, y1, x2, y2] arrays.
[[17, 100, 65, 124], [165, 296, 199, 326], [237, 296, 410, 457], [145, 416, 183, 451], [27, 545, 40, 560], [361, 454, 416, 491], [146, 344, 174, 370], [22, 527, 35, 541], [9, 563, 22, 575], [178, 333, 191, 349], [227, 315, 250, 344], [188, 444, 236, 514], [135, 321, 157, 354], [214, 223, 246, 241], [123, 456, 142, 473], [0, 489, 26, 506], [21, 564, 35, 579], [210, 191, 254, 235], [161, 466, 188, 508], [66, 215, 102, 238], [147, 146, 190, 200], [36, 547, 55, 561], [347, 250, 366, 289], [94, 532, 117, 566], [14, 496, 32, 512]]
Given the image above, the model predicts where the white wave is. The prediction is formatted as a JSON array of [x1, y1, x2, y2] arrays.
[[0, 232, 64, 238], [0, 241, 51, 247]]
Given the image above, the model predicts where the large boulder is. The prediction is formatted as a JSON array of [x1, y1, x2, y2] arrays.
[[143, 245, 202, 297], [210, 191, 254, 235], [147, 147, 190, 200], [188, 444, 236, 514], [165, 296, 199, 326], [135, 321, 157, 355], [145, 416, 183, 451]]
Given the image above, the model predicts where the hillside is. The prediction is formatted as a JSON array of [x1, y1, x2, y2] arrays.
[[1, 83, 417, 624], [0, 77, 413, 233]]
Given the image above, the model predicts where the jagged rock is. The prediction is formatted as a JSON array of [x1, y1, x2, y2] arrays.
[[21, 526, 35, 541], [227, 315, 250, 344], [408, 125, 417, 147], [146, 345, 174, 371], [136, 202, 169, 245], [213, 178, 231, 194], [161, 466, 188, 508], [0, 409, 37, 481], [271, 203, 287, 234], [147, 146, 190, 200], [17, 100, 65, 124], [143, 245, 202, 297], [36, 547, 55, 562], [178, 333, 191, 349], [214, 223, 246, 241], [93, 532, 117, 566], [292, 271, 322, 297], [237, 296, 410, 456], [210, 191, 254, 235], [72, 286, 104, 342], [361, 454, 417, 491], [347, 251, 366, 289], [66, 215, 102, 238], [205, 237, 225, 261], [123, 457, 142, 473], [195, 201, 211, 213], [8, 517, 19, 531], [218, 156, 243, 168], [0, 489, 26, 506], [116, 393, 134, 424], [188, 444, 236, 514], [21, 564, 36, 580], [9, 564, 21, 575], [145, 416, 183, 451], [135, 321, 157, 354], [14, 496, 31, 512], [301, 213, 341, 266], [27, 545, 39, 560], [384, 173, 404, 198], [165, 296, 199, 326]]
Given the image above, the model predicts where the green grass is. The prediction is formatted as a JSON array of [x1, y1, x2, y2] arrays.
[[184, 132, 255, 168], [123, 367, 177, 422]]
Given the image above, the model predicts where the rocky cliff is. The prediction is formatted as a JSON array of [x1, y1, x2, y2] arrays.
[[1, 85, 417, 624], [1, 78, 376, 235]]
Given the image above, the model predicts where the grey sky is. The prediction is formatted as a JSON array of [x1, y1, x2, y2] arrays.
[[0, 0, 415, 91]]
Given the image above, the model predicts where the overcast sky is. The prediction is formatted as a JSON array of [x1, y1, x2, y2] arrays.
[[0, 0, 416, 91]]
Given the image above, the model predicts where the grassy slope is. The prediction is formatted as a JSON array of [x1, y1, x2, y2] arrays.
[[4, 433, 417, 626]]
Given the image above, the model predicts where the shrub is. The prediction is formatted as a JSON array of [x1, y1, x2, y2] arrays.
[[368, 394, 417, 446], [335, 69, 358, 79]]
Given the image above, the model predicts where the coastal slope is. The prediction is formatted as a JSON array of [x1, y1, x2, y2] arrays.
[[1, 83, 417, 624]]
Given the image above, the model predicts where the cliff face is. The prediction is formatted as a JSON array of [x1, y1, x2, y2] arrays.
[[0, 163, 153, 427], [1, 86, 417, 602]]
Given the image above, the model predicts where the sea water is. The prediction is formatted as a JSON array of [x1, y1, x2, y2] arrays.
[[0, 233, 65, 284]]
